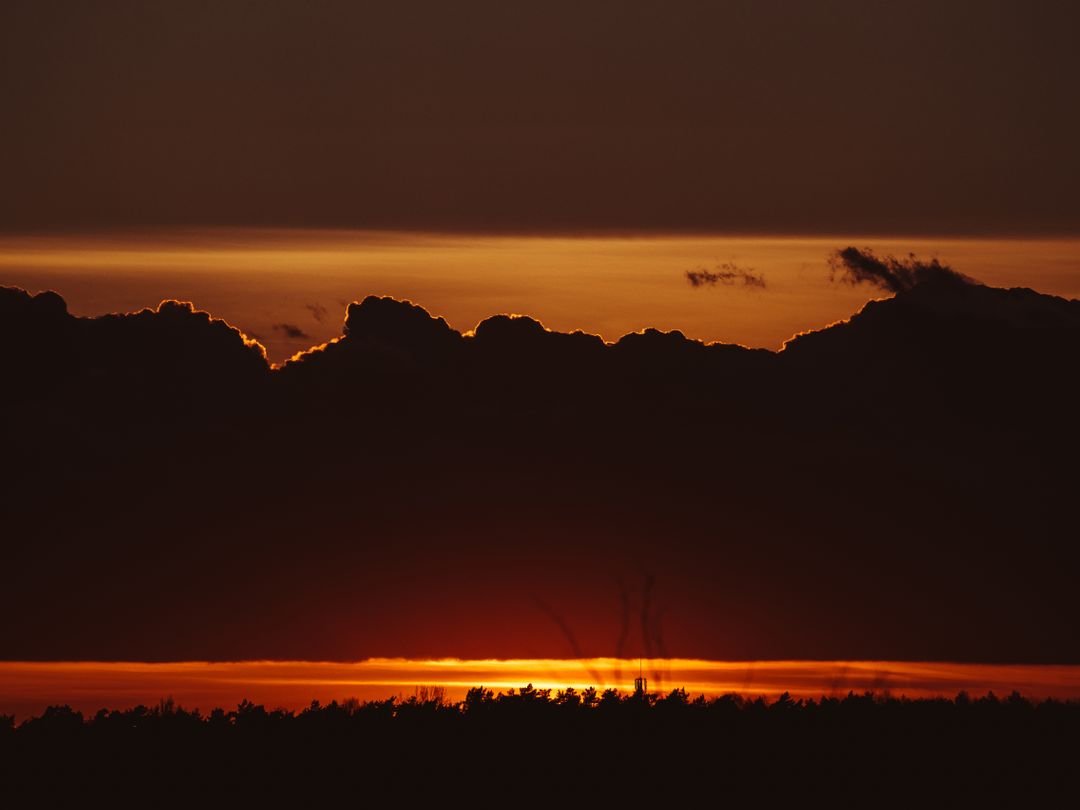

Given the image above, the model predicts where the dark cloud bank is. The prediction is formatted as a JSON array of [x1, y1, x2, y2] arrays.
[[2, 250, 1079, 664]]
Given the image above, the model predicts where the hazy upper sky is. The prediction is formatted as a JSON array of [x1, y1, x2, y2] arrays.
[[3, 1, 1078, 234]]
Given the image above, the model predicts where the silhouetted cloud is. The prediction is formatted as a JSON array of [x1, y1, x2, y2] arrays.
[[2, 259, 1079, 665], [828, 247, 975, 293], [686, 262, 766, 289], [306, 303, 328, 323], [273, 322, 310, 339]]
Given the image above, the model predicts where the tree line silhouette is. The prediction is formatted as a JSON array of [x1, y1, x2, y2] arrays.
[[3, 688, 1078, 804]]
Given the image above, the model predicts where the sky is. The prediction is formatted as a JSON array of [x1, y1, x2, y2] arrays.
[[3, 231, 1079, 363], [3, 1, 1079, 235], [2, 2, 1080, 707], [4, 2, 1078, 361]]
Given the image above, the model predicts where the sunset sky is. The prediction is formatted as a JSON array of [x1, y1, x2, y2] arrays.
[[3, 231, 1080, 363], [3, 2, 1080, 711], [5, 659, 1080, 721]]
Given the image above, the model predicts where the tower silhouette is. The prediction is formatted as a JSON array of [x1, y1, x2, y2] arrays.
[[634, 659, 647, 696]]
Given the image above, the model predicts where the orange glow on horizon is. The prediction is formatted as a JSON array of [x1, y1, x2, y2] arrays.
[[3, 659, 1079, 720], [3, 229, 1079, 365]]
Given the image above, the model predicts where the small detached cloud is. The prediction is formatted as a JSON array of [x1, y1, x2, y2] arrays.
[[272, 322, 310, 339], [306, 303, 328, 323], [686, 262, 766, 289]]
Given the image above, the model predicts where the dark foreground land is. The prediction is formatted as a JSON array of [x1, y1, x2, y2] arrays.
[[3, 688, 1078, 806]]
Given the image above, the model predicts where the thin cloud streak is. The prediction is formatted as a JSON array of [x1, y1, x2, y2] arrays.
[[686, 262, 766, 289]]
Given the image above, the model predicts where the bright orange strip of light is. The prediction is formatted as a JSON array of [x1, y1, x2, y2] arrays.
[[3, 230, 1079, 364], [2, 659, 1079, 720]]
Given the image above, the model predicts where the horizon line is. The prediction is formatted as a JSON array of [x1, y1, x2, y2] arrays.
[[5, 659, 1080, 720]]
